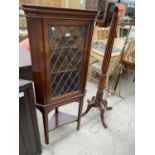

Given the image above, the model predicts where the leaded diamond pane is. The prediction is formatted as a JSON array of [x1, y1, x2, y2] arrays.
[[48, 25, 86, 97]]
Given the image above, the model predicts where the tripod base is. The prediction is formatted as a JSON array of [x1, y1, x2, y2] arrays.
[[82, 96, 112, 128]]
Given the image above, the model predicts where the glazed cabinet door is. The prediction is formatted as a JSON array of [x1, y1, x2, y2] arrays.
[[43, 20, 92, 100]]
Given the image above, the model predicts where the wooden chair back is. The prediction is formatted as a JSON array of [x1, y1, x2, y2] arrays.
[[123, 39, 135, 59]]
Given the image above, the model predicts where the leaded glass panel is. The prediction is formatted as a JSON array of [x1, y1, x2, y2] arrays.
[[48, 25, 86, 97]]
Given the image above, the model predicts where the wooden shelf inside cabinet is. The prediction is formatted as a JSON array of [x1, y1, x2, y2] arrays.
[[48, 111, 77, 131], [49, 46, 79, 51], [22, 4, 97, 144], [51, 66, 78, 75]]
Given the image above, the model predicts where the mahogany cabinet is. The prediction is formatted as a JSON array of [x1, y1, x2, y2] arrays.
[[22, 5, 97, 144]]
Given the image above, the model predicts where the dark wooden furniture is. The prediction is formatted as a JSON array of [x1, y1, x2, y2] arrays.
[[97, 0, 116, 27], [22, 5, 97, 144], [122, 56, 135, 71], [122, 54, 135, 82], [82, 5, 121, 128], [19, 65, 33, 81], [113, 24, 135, 91], [19, 41, 32, 80], [19, 79, 42, 155]]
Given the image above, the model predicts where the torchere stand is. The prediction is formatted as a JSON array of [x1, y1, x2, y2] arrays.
[[82, 6, 120, 128]]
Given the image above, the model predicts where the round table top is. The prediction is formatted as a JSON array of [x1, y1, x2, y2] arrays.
[[91, 38, 125, 57], [92, 42, 121, 54]]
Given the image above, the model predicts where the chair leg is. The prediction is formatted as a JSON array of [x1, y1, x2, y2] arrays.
[[88, 67, 93, 81], [77, 98, 84, 130], [42, 110, 49, 144], [105, 75, 109, 90]]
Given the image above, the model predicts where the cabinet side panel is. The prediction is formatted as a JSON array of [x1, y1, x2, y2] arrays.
[[80, 22, 94, 92], [26, 18, 47, 105]]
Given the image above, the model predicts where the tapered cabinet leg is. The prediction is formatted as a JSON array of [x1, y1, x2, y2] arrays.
[[77, 98, 84, 130], [42, 110, 49, 144]]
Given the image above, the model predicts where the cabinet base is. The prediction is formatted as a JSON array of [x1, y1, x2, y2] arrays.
[[48, 111, 77, 132]]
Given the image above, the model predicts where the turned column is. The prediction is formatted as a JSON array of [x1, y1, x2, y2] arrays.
[[83, 5, 120, 128]]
